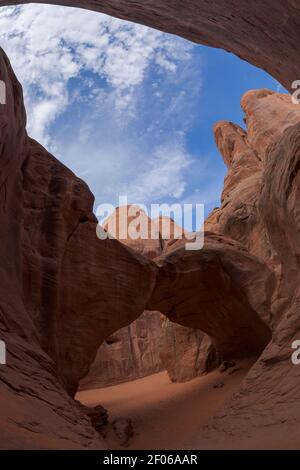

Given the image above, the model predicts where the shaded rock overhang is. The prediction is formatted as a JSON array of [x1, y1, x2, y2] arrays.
[[0, 0, 299, 90]]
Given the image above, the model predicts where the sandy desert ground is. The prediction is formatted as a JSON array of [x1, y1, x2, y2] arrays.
[[77, 365, 249, 450]]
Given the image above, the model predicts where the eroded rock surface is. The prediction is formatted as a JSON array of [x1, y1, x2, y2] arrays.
[[186, 91, 300, 448], [148, 234, 274, 360], [81, 206, 164, 390], [0, 49, 102, 449], [0, 48, 157, 448], [22, 140, 157, 397]]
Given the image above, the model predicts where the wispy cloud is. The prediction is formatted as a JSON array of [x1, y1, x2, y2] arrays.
[[123, 142, 193, 203], [0, 4, 208, 212], [0, 4, 194, 145]]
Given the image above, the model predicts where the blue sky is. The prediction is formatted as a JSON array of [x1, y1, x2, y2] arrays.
[[0, 4, 283, 230]]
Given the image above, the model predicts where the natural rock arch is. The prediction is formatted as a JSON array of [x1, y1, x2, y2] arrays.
[[0, 0, 299, 90], [0, 1, 300, 450]]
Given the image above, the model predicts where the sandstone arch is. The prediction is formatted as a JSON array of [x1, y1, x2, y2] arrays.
[[0, 1, 300, 450], [0, 0, 299, 91], [148, 235, 273, 361]]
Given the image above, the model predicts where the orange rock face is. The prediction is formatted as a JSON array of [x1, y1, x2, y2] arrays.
[[0, 49, 102, 449], [102, 205, 164, 259], [158, 320, 214, 382]]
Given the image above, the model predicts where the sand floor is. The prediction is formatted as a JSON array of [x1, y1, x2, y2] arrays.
[[77, 365, 249, 450]]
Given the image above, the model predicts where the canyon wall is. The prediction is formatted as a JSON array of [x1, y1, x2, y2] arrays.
[[188, 91, 300, 448], [21, 139, 158, 398], [80, 310, 163, 390], [0, 48, 157, 448], [0, 49, 102, 449]]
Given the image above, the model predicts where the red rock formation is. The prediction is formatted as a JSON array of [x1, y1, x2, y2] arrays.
[[0, 1, 299, 91], [0, 5, 300, 444], [0, 48, 157, 448], [82, 207, 206, 388], [92, 195, 273, 385], [186, 91, 300, 448], [79, 206, 164, 389], [21, 141, 157, 397], [148, 234, 273, 360], [103, 205, 164, 259], [0, 49, 103, 449]]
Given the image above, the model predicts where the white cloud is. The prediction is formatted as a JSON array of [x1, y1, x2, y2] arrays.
[[123, 142, 192, 203], [0, 4, 193, 146], [0, 4, 208, 213]]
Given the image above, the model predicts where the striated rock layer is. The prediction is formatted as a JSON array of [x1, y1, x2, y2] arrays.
[[0, 1, 300, 91]]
